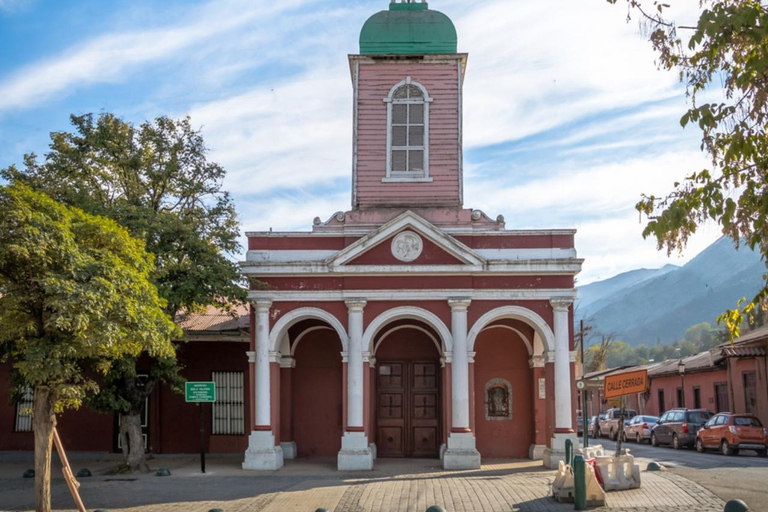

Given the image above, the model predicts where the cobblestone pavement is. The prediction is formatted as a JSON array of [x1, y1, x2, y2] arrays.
[[0, 456, 725, 512]]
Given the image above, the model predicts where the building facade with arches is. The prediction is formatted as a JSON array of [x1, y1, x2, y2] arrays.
[[241, 1, 582, 471]]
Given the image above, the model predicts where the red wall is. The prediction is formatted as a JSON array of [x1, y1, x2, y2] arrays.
[[473, 328, 534, 458], [292, 330, 343, 456]]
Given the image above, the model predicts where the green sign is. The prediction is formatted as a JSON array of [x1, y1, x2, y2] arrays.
[[185, 381, 216, 403]]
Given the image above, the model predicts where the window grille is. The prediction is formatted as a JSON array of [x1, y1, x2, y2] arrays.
[[212, 371, 245, 435], [384, 77, 432, 180], [14, 386, 34, 432]]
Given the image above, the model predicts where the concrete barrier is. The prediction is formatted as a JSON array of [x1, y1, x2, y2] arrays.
[[578, 444, 605, 459], [552, 458, 606, 506]]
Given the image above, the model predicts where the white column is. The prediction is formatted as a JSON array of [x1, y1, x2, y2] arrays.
[[443, 298, 480, 470], [551, 298, 573, 433], [449, 299, 471, 431], [243, 299, 283, 470], [338, 299, 373, 470], [254, 300, 272, 427], [346, 300, 365, 429]]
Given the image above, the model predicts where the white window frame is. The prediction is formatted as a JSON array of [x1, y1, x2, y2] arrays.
[[14, 386, 34, 432], [212, 371, 245, 435], [382, 76, 433, 182]]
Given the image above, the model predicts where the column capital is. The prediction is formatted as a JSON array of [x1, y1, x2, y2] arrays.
[[246, 350, 256, 363], [529, 355, 545, 368], [448, 298, 472, 310], [279, 355, 296, 368], [268, 351, 282, 363], [345, 299, 367, 311], [549, 297, 573, 312], [253, 299, 273, 312]]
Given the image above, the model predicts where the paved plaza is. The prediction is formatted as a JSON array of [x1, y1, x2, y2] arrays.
[[0, 455, 725, 512]]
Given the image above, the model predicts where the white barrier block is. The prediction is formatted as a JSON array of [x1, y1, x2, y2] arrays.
[[551, 460, 575, 502], [593, 449, 641, 491], [578, 444, 605, 459], [585, 463, 606, 507]]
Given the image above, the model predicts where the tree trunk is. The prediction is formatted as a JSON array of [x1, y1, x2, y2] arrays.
[[33, 386, 56, 512], [119, 413, 149, 473]]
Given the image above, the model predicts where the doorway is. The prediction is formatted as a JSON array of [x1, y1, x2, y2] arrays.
[[376, 360, 440, 457]]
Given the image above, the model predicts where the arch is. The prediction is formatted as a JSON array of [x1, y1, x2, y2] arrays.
[[291, 326, 335, 356], [383, 76, 432, 180], [385, 76, 433, 103], [268, 307, 349, 353], [467, 306, 554, 355], [479, 325, 532, 355], [362, 306, 452, 354], [374, 324, 442, 356]]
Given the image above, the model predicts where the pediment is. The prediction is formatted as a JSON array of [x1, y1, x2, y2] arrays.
[[326, 211, 485, 269]]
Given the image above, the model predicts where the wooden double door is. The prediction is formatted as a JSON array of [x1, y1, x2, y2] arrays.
[[376, 360, 441, 458]]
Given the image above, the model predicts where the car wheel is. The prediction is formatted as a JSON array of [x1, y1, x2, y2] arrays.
[[636, 433, 641, 444], [651, 433, 659, 447], [673, 434, 681, 450], [758, 449, 767, 458], [721, 440, 736, 456], [695, 438, 705, 453]]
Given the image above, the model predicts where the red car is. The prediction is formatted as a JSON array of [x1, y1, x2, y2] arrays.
[[695, 413, 768, 457]]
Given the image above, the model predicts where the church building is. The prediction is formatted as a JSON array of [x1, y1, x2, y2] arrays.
[[241, 0, 582, 471]]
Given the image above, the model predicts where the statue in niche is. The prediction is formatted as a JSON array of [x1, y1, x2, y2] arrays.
[[485, 378, 512, 420]]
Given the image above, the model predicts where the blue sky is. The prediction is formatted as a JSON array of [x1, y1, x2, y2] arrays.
[[0, 0, 719, 284]]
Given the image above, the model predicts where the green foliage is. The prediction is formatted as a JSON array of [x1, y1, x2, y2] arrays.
[[608, 0, 768, 338], [0, 184, 179, 409], [1, 113, 247, 316]]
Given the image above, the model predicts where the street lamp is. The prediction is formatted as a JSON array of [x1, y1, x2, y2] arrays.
[[678, 360, 686, 408]]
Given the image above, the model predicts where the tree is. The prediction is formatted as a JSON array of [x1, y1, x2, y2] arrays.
[[584, 333, 617, 374], [608, 0, 768, 337], [2, 113, 248, 472], [0, 185, 179, 512]]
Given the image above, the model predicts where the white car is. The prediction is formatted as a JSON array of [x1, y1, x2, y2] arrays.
[[622, 415, 659, 443]]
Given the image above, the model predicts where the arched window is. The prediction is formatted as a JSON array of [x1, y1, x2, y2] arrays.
[[383, 77, 432, 182]]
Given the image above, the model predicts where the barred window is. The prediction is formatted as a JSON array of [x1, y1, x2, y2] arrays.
[[15, 386, 34, 432], [212, 372, 244, 435], [383, 77, 432, 181]]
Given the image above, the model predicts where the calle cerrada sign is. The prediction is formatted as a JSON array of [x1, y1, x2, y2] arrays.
[[603, 369, 648, 399]]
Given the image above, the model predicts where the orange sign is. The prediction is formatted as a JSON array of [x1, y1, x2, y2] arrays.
[[604, 369, 648, 399]]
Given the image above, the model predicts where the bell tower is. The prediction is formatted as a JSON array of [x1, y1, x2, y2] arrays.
[[350, 1, 467, 210]]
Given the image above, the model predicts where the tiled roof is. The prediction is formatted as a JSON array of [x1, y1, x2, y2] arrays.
[[728, 322, 768, 344], [721, 346, 767, 358], [176, 303, 249, 333], [648, 350, 725, 377]]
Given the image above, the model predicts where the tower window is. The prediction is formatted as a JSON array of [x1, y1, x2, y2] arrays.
[[383, 77, 432, 182]]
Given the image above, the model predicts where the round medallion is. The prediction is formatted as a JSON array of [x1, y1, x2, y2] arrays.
[[391, 231, 423, 262]]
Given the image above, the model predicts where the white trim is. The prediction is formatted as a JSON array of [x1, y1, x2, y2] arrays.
[[325, 211, 485, 267], [245, 228, 578, 237], [246, 250, 337, 262], [268, 307, 349, 352], [467, 306, 555, 354], [362, 306, 453, 354], [383, 77, 432, 180], [457, 59, 463, 206], [381, 177, 433, 183], [247, 248, 578, 263], [248, 288, 578, 302], [374, 324, 442, 355], [242, 260, 583, 274], [477, 324, 533, 355]]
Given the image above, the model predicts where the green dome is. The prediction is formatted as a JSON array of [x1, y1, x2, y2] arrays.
[[359, 2, 457, 56]]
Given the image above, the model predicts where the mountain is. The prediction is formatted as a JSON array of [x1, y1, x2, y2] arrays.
[[577, 237, 765, 345]]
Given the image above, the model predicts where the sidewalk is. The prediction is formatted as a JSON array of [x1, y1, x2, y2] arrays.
[[0, 455, 725, 512]]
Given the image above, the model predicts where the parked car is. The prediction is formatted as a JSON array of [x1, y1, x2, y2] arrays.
[[589, 415, 601, 438], [695, 413, 768, 457], [622, 415, 659, 443], [599, 408, 638, 440], [651, 408, 712, 449]]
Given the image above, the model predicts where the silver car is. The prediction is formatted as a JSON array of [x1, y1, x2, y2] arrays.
[[622, 415, 659, 443]]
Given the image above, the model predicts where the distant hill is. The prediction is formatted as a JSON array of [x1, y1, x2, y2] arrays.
[[576, 237, 765, 345]]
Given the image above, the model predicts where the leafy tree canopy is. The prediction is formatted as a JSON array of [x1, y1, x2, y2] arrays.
[[1, 113, 247, 316], [608, 0, 768, 337], [0, 183, 180, 405]]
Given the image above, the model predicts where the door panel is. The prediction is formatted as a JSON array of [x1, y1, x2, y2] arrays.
[[377, 360, 440, 457]]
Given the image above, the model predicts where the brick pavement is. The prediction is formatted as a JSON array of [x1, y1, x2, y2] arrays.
[[0, 456, 725, 512]]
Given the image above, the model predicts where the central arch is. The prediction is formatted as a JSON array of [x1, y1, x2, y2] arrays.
[[362, 306, 453, 354], [467, 305, 554, 356]]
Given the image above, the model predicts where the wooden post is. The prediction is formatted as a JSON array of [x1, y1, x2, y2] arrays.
[[52, 427, 87, 512]]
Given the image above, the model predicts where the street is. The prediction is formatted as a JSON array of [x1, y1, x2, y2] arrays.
[[596, 438, 768, 512]]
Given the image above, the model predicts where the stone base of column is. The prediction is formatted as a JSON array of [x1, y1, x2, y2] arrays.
[[369, 442, 377, 461], [439, 442, 447, 461], [280, 441, 297, 460], [442, 432, 481, 470], [528, 444, 546, 461], [337, 432, 374, 471], [542, 432, 577, 469], [243, 430, 284, 471]]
